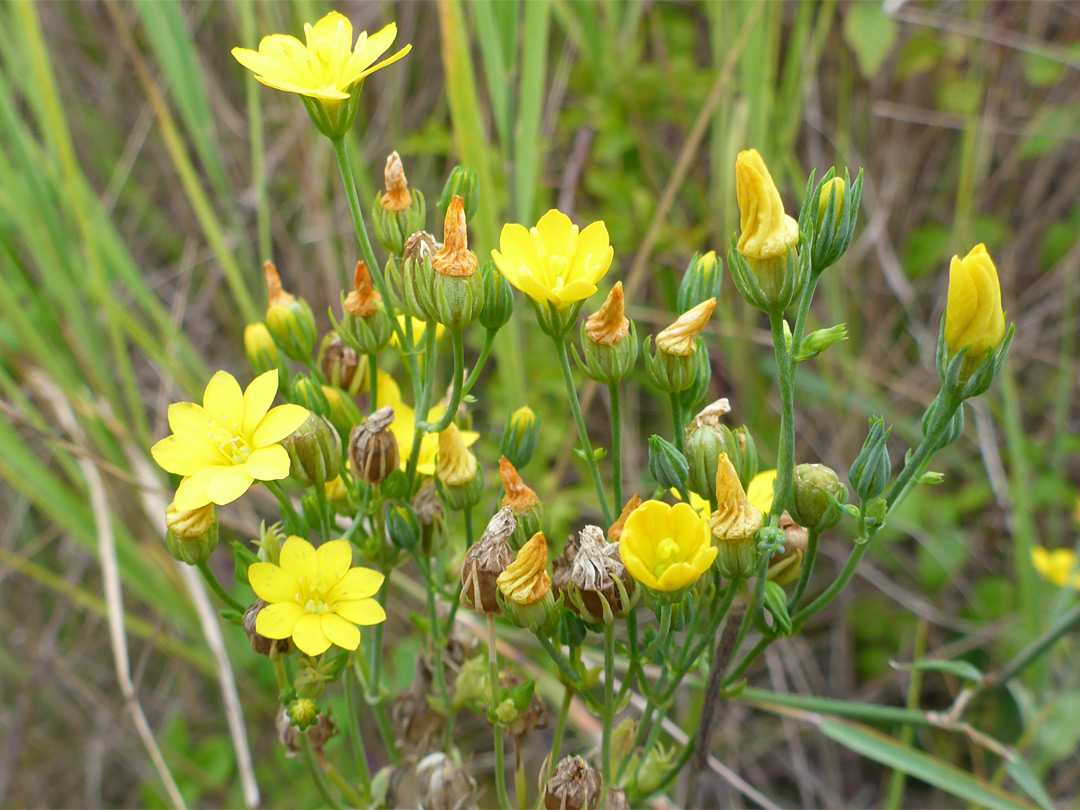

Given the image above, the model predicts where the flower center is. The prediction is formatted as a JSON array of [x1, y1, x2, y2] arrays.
[[208, 418, 251, 464], [653, 536, 681, 578], [298, 574, 332, 613]]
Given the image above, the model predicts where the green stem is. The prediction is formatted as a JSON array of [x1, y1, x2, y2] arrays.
[[549, 685, 574, 776], [552, 335, 613, 525], [787, 527, 819, 611], [723, 635, 771, 687], [885, 618, 926, 809], [329, 135, 406, 347], [986, 599, 1080, 688], [609, 383, 623, 512], [265, 480, 301, 535], [488, 615, 512, 810], [405, 325, 439, 486], [196, 561, 244, 613], [790, 274, 820, 354], [299, 733, 342, 809], [669, 393, 686, 454], [342, 664, 372, 799], [367, 353, 378, 408], [536, 634, 584, 690], [353, 654, 400, 766], [463, 329, 497, 396], [601, 622, 616, 785], [421, 328, 466, 433], [314, 484, 333, 541], [415, 549, 451, 737], [885, 392, 960, 511], [769, 312, 797, 518], [324, 760, 367, 809]]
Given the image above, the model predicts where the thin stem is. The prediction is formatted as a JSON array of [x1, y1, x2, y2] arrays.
[[792, 543, 868, 632], [314, 484, 333, 541], [488, 615, 512, 810], [885, 392, 959, 511], [609, 383, 623, 512], [722, 635, 771, 687], [790, 274, 820, 354], [323, 762, 367, 809], [300, 734, 342, 809], [787, 527, 820, 611], [552, 335, 613, 525], [342, 664, 372, 799], [367, 353, 378, 408], [265, 480, 301, 535], [353, 655, 400, 766], [549, 685, 574, 776], [535, 634, 583, 689], [415, 549, 451, 726], [463, 329, 497, 396], [196, 561, 244, 614], [601, 622, 616, 785], [329, 135, 405, 347], [885, 618, 926, 809], [669, 392, 686, 454], [421, 328, 465, 433], [986, 599, 1080, 688], [405, 325, 439, 486], [769, 312, 797, 518]]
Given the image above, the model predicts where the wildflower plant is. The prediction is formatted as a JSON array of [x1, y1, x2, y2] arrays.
[[144, 8, 1052, 809]]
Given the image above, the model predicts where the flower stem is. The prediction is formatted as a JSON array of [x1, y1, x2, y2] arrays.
[[329, 135, 406, 347], [342, 663, 372, 799], [488, 615, 512, 810], [601, 621, 616, 786], [405, 325, 439, 486], [420, 328, 465, 433], [299, 733, 342, 809], [265, 480, 301, 535], [787, 527, 819, 611], [549, 684, 574, 776], [552, 335, 613, 525], [463, 329, 496, 396], [367, 352, 379, 409], [609, 383, 623, 512], [669, 392, 686, 454], [790, 274, 820, 354], [196, 560, 245, 614], [769, 312, 797, 519]]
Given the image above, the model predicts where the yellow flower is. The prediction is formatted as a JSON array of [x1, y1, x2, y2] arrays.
[[151, 370, 309, 510], [436, 424, 478, 486], [1031, 547, 1080, 590], [231, 11, 411, 101], [746, 469, 777, 514], [492, 209, 614, 308], [670, 488, 711, 517], [374, 371, 477, 475], [944, 244, 1006, 363], [736, 149, 799, 261], [618, 500, 717, 592], [497, 532, 552, 605], [249, 536, 385, 656], [655, 297, 716, 356]]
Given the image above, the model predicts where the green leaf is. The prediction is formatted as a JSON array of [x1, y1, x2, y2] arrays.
[[818, 718, 1033, 809], [890, 658, 984, 684], [509, 679, 535, 712], [1005, 757, 1054, 810], [842, 3, 897, 77]]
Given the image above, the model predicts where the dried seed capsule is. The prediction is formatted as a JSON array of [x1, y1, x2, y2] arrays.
[[544, 755, 602, 810], [460, 508, 515, 615], [243, 600, 291, 657], [568, 525, 636, 623], [348, 407, 400, 485]]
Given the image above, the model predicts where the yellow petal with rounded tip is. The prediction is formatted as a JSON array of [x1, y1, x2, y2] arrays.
[[255, 601, 304, 639], [316, 540, 353, 583], [251, 404, 309, 447], [152, 436, 218, 477], [321, 613, 362, 650], [168, 402, 208, 437], [746, 469, 777, 514], [206, 466, 254, 506], [334, 598, 386, 626], [327, 567, 384, 602], [248, 561, 301, 603], [656, 562, 700, 591], [203, 370, 244, 424], [533, 209, 577, 257], [172, 466, 227, 510], [280, 536, 318, 585], [242, 370, 279, 437], [291, 614, 332, 656], [244, 444, 290, 481]]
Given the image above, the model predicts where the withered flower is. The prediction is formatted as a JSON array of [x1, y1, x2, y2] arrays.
[[416, 752, 478, 810], [497, 533, 552, 606], [687, 397, 732, 433], [349, 407, 400, 484], [544, 755, 602, 810], [242, 600, 291, 657], [460, 508, 516, 614], [264, 260, 296, 308], [499, 456, 540, 513], [584, 281, 630, 345], [404, 230, 440, 264], [569, 525, 634, 621], [432, 196, 478, 277], [607, 494, 642, 544], [381, 151, 412, 212], [344, 260, 382, 317], [655, 297, 716, 356], [711, 453, 763, 541], [437, 423, 479, 487]]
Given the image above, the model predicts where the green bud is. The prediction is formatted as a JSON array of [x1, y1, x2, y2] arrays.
[[281, 414, 341, 488], [648, 435, 689, 498], [918, 471, 945, 486], [499, 588, 556, 632], [715, 535, 757, 580], [763, 580, 792, 636], [611, 717, 638, 764], [643, 336, 698, 393], [266, 297, 317, 362], [801, 168, 863, 273], [165, 502, 219, 565], [677, 338, 712, 412], [677, 250, 723, 312], [728, 238, 809, 316], [791, 463, 846, 532], [286, 698, 320, 731], [439, 165, 479, 222], [863, 495, 887, 529], [290, 374, 330, 418], [431, 271, 485, 331], [385, 502, 420, 551], [321, 385, 364, 443], [244, 322, 281, 376], [635, 743, 677, 796], [795, 323, 849, 361], [848, 416, 892, 502], [500, 406, 540, 469], [478, 259, 514, 332], [438, 464, 485, 512], [494, 697, 518, 726]]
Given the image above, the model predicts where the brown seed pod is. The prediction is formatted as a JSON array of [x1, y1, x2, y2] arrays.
[[544, 755, 602, 810], [348, 407, 400, 485], [460, 508, 515, 614]]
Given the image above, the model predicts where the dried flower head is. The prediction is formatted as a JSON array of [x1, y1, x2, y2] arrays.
[[497, 532, 552, 606], [460, 508, 516, 614], [688, 398, 732, 432], [544, 755, 602, 810], [348, 407, 400, 484], [655, 297, 716, 356], [711, 453, 763, 541], [404, 230, 440, 264], [570, 525, 633, 619], [277, 706, 337, 756], [412, 478, 444, 526], [499, 456, 540, 513], [769, 511, 809, 580], [264, 260, 296, 309], [381, 151, 412, 212], [344, 261, 382, 317], [416, 752, 477, 810], [437, 423, 479, 487], [608, 494, 643, 544], [551, 534, 578, 600], [432, 196, 478, 277], [243, 599, 291, 657], [584, 281, 630, 345]]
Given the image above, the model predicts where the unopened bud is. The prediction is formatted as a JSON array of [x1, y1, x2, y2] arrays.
[[796, 323, 848, 361], [655, 298, 716, 357], [244, 322, 280, 376], [849, 416, 892, 502], [321, 385, 364, 441], [479, 258, 514, 332], [165, 501, 218, 565], [544, 756, 602, 810], [263, 262, 316, 361], [281, 414, 341, 488], [290, 374, 330, 417], [648, 435, 689, 497], [791, 463, 846, 531], [437, 423, 483, 510], [677, 250, 723, 312], [439, 165, 479, 222], [348, 407, 400, 485], [286, 698, 320, 731], [500, 406, 540, 469], [460, 508, 515, 615]]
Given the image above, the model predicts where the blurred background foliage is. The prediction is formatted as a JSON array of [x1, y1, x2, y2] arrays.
[[0, 0, 1077, 807]]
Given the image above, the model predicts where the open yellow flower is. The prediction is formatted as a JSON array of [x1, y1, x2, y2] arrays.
[[250, 536, 385, 656], [375, 371, 477, 475], [1031, 547, 1080, 590], [944, 244, 1006, 363], [492, 209, 614, 308], [746, 469, 777, 514], [231, 11, 411, 101], [618, 500, 716, 592], [151, 370, 309, 510], [736, 149, 799, 261]]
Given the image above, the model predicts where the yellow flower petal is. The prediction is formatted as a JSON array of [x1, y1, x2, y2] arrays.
[[291, 613, 332, 656], [242, 370, 280, 437], [251, 404, 309, 447], [203, 370, 244, 424], [248, 561, 301, 603], [321, 613, 362, 650], [151, 436, 218, 477], [172, 465, 229, 510], [206, 466, 254, 506], [255, 601, 305, 639], [533, 209, 576, 256], [280, 536, 318, 585], [327, 567, 384, 602], [746, 469, 777, 514], [333, 598, 387, 626], [656, 562, 701, 591], [244, 444, 290, 481], [168, 402, 208, 437], [317, 540, 353, 584], [570, 220, 614, 285]]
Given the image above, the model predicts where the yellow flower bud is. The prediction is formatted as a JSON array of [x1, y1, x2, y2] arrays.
[[166, 501, 217, 539], [436, 423, 478, 486], [735, 149, 799, 261], [497, 532, 553, 606], [655, 297, 716, 357], [381, 151, 412, 212], [1031, 546, 1080, 590], [710, 454, 763, 542], [944, 244, 1006, 365], [584, 281, 630, 345], [344, 261, 382, 317], [432, 196, 478, 278], [816, 176, 846, 226], [244, 322, 280, 375]]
